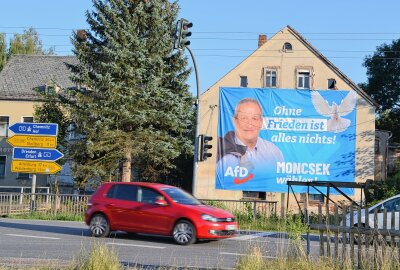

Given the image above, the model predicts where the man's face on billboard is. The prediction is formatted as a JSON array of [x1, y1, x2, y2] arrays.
[[233, 102, 263, 147]]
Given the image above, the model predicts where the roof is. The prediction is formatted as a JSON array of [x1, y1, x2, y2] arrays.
[[285, 26, 378, 107], [203, 25, 377, 107], [0, 55, 78, 101]]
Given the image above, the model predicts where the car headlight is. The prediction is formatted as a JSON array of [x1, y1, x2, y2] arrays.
[[201, 214, 218, 222]]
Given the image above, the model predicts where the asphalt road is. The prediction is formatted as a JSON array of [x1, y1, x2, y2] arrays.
[[0, 218, 322, 269]]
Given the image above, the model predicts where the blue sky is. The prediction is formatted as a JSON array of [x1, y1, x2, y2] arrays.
[[1, 0, 399, 96]]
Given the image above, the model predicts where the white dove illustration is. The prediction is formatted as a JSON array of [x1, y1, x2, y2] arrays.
[[311, 90, 356, 133]]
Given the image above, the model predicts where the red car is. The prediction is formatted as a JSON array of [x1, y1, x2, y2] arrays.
[[84, 182, 238, 245]]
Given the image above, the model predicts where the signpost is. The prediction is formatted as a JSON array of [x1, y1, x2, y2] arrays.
[[11, 160, 62, 174], [7, 122, 62, 211], [7, 135, 57, 148], [13, 148, 64, 162], [9, 123, 58, 136]]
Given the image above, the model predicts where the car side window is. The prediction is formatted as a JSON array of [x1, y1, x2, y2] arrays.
[[383, 198, 400, 212], [139, 187, 163, 204], [107, 184, 137, 202]]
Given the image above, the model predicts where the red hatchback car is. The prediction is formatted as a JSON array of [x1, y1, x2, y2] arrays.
[[84, 182, 238, 245]]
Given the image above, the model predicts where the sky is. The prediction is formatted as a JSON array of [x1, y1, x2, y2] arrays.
[[0, 0, 399, 97]]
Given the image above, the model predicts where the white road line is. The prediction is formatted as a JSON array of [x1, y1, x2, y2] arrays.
[[106, 242, 165, 249], [220, 252, 277, 259], [231, 232, 276, 241], [5, 234, 60, 240]]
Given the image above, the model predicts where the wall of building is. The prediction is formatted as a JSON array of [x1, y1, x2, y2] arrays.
[[194, 27, 375, 208], [0, 100, 48, 188]]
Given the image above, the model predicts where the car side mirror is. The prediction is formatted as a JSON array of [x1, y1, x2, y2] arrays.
[[155, 199, 168, 206]]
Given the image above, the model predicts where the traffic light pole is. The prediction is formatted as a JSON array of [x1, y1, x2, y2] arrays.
[[186, 46, 200, 195]]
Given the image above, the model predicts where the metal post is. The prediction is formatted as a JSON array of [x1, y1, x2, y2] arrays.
[[186, 46, 200, 196], [30, 174, 36, 212]]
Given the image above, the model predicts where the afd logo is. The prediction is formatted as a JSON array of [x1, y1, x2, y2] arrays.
[[224, 166, 254, 185]]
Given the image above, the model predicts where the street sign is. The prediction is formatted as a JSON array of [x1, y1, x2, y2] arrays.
[[7, 135, 57, 148], [9, 123, 58, 136], [13, 147, 64, 162], [11, 160, 62, 174]]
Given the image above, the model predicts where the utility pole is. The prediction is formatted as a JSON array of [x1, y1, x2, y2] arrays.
[[173, 18, 199, 194]]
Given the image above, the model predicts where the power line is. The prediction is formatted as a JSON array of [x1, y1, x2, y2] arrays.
[[1, 26, 400, 35]]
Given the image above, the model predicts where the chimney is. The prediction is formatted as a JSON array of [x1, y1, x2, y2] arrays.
[[258, 34, 267, 48]]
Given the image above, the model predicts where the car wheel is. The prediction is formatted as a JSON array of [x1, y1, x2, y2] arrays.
[[173, 220, 196, 245], [89, 214, 110, 237]]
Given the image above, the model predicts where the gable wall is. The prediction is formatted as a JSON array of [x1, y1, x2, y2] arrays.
[[195, 28, 375, 207]]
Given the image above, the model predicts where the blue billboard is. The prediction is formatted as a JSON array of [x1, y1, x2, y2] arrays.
[[216, 87, 357, 194]]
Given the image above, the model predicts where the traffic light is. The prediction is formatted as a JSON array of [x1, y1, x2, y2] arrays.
[[199, 134, 213, 161], [174, 18, 193, 50]]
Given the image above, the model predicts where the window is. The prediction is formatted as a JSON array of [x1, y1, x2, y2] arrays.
[[328, 79, 336, 90], [309, 194, 324, 202], [0, 156, 6, 178], [0, 116, 9, 137], [375, 139, 380, 153], [22, 116, 34, 123], [107, 184, 138, 201], [265, 69, 277, 87], [283, 42, 292, 52], [297, 70, 311, 89], [383, 198, 400, 212], [139, 187, 162, 204], [240, 76, 248, 87]]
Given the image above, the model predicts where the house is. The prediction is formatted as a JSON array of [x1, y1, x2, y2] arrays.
[[0, 55, 77, 193], [194, 26, 377, 210]]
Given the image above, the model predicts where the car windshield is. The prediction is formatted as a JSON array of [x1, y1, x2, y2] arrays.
[[161, 187, 202, 205]]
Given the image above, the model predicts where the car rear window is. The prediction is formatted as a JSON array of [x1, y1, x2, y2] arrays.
[[106, 184, 138, 201]]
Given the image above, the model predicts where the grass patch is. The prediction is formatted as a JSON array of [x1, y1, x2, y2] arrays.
[[7, 212, 83, 222], [74, 241, 120, 270]]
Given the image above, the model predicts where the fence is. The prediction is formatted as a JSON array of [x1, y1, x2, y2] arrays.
[[201, 199, 278, 219], [309, 203, 400, 269], [0, 193, 278, 219], [0, 193, 89, 216]]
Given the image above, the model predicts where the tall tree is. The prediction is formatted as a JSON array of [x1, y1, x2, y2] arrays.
[[0, 33, 6, 71], [33, 86, 70, 193], [67, 0, 194, 184], [9, 28, 54, 56], [360, 39, 400, 142]]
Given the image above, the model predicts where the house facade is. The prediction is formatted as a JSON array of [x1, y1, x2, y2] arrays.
[[194, 26, 377, 209], [0, 55, 77, 193]]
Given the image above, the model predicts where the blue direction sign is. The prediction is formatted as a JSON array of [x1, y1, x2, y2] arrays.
[[13, 147, 64, 162], [9, 123, 58, 136]]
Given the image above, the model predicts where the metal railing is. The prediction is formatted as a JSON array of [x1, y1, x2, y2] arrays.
[[0, 193, 278, 219], [201, 199, 278, 219], [0, 193, 90, 216]]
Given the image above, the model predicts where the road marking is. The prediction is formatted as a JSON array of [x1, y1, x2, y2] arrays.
[[220, 252, 277, 259], [231, 232, 276, 240], [5, 234, 60, 240], [106, 242, 165, 249]]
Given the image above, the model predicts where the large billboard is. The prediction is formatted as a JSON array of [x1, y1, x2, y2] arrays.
[[216, 87, 357, 193]]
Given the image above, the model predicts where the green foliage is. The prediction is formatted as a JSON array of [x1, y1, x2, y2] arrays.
[[65, 0, 194, 185], [74, 242, 120, 270], [376, 109, 400, 142], [8, 28, 54, 56], [33, 87, 70, 154], [366, 170, 400, 206], [361, 39, 400, 143], [9, 212, 83, 222]]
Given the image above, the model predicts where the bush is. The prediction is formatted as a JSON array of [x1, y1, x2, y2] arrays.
[[366, 170, 400, 206]]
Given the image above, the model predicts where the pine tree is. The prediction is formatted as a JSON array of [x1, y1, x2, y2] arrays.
[[67, 0, 194, 184]]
